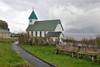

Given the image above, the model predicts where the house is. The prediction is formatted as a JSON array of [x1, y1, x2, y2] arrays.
[[0, 29, 11, 38], [26, 9, 64, 42]]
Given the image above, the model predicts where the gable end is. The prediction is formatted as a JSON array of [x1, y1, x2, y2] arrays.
[[55, 20, 64, 31]]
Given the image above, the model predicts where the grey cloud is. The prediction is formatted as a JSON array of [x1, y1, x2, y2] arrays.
[[1, 0, 39, 11], [65, 26, 99, 33], [0, 0, 100, 33], [1, 0, 100, 11]]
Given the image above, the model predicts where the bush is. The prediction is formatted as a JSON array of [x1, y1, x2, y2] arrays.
[[81, 37, 89, 48], [55, 37, 60, 44], [28, 37, 33, 45], [33, 37, 39, 45], [81, 35, 100, 49], [44, 35, 54, 45], [96, 35, 100, 48], [97, 55, 100, 64], [72, 39, 78, 47], [18, 33, 29, 44], [39, 38, 44, 45], [18, 33, 62, 46]]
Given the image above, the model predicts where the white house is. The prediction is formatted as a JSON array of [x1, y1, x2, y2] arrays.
[[26, 9, 64, 42]]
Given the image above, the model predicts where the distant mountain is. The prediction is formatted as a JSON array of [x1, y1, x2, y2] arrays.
[[0, 20, 10, 31]]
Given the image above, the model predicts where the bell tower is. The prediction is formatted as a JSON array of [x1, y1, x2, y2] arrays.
[[29, 8, 38, 25]]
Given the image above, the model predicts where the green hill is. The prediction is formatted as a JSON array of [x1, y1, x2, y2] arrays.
[[0, 20, 9, 31]]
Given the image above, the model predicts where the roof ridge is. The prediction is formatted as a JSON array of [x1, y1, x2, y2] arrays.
[[37, 19, 60, 22], [26, 19, 59, 31]]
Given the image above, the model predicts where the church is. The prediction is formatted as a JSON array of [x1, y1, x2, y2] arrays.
[[26, 9, 64, 42]]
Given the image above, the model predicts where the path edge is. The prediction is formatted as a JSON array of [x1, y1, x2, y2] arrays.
[[17, 44, 57, 67], [12, 42, 33, 67]]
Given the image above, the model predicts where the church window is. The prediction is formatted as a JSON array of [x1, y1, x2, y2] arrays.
[[40, 31, 42, 37], [31, 31, 33, 36], [44, 31, 46, 37], [30, 20, 32, 23], [36, 31, 37, 36]]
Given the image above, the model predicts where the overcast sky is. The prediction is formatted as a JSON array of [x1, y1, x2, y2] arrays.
[[0, 0, 100, 34]]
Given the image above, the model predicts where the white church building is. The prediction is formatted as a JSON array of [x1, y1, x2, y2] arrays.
[[26, 9, 64, 42]]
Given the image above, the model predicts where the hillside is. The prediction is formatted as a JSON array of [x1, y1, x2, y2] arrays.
[[0, 20, 9, 31]]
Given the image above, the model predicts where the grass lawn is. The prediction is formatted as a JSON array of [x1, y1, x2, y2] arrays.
[[0, 42, 32, 67], [0, 38, 18, 43], [20, 43, 100, 67]]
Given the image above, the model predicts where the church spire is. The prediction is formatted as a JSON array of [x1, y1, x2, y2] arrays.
[[29, 7, 38, 19]]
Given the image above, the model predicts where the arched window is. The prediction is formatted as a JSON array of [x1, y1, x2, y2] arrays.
[[40, 31, 42, 37], [31, 31, 33, 36], [36, 31, 37, 36], [44, 31, 46, 37], [30, 20, 32, 23]]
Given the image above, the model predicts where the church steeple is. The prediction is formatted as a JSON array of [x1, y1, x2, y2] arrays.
[[29, 8, 38, 25], [29, 9, 38, 19]]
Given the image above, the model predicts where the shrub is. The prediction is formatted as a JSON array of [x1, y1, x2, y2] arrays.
[[95, 35, 100, 48], [72, 39, 78, 47], [49, 38, 53, 46], [97, 55, 100, 64], [65, 37, 74, 46], [28, 37, 33, 45], [55, 37, 60, 44], [81, 37, 89, 48], [24, 34, 29, 44], [61, 38, 64, 44], [81, 35, 100, 49], [38, 38, 44, 45], [18, 33, 30, 44], [33, 37, 39, 45], [44, 35, 53, 45]]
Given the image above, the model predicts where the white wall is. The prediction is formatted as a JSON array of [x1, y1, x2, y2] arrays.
[[51, 33, 64, 42], [29, 31, 31, 36], [28, 31, 64, 43], [55, 24, 63, 32], [60, 33, 64, 38], [29, 31, 33, 37], [29, 19, 37, 25], [37, 31, 40, 37], [33, 31, 35, 36], [29, 31, 45, 37], [29, 31, 58, 37], [52, 37, 56, 42], [60, 33, 64, 42], [46, 31, 48, 34], [42, 31, 44, 37]]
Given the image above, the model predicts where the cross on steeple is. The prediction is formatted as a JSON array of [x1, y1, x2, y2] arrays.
[[32, 7, 34, 11]]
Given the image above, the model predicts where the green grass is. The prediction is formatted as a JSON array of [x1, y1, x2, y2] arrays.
[[0, 38, 18, 43], [20, 43, 100, 67], [0, 42, 32, 67]]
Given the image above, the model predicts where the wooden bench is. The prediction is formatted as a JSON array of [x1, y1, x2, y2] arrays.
[[54, 45, 78, 57], [77, 47, 100, 62]]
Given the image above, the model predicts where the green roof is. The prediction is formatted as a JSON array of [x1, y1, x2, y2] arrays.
[[29, 10, 38, 19], [0, 30, 10, 33], [26, 19, 63, 31]]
